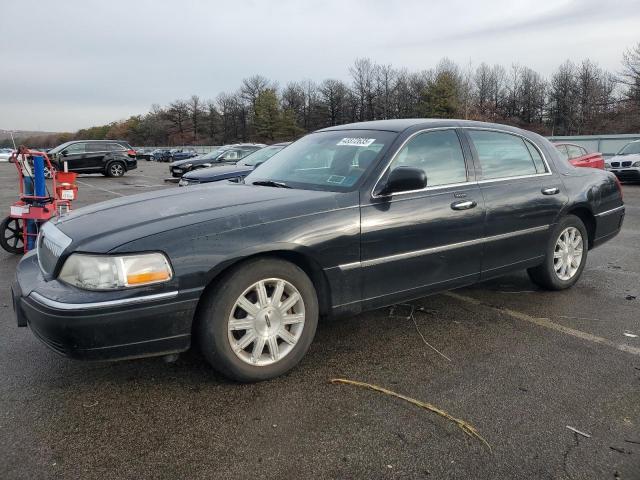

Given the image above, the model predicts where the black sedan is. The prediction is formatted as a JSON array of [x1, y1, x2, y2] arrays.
[[178, 142, 290, 186], [13, 119, 625, 382], [169, 144, 265, 177]]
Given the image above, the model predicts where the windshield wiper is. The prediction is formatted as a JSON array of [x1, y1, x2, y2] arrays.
[[251, 180, 291, 188]]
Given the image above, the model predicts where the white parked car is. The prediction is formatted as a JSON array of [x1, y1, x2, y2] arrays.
[[0, 148, 15, 162], [605, 140, 640, 182]]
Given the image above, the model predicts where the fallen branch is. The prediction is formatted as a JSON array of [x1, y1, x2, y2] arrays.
[[329, 378, 491, 452], [410, 311, 451, 362]]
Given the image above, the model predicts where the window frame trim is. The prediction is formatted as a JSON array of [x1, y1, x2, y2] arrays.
[[464, 127, 553, 183]]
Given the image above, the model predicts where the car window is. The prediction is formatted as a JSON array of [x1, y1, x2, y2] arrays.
[[108, 143, 126, 152], [617, 142, 640, 155], [389, 129, 467, 187], [223, 151, 240, 160], [245, 129, 395, 192], [469, 130, 540, 180], [241, 146, 285, 166], [65, 143, 86, 154], [86, 142, 108, 152], [555, 144, 569, 159], [566, 145, 584, 159], [525, 141, 547, 173]]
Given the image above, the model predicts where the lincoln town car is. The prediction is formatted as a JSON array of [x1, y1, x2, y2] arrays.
[[13, 120, 625, 382]]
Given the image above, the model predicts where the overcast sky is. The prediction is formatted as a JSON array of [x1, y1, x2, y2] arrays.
[[2, 0, 639, 132]]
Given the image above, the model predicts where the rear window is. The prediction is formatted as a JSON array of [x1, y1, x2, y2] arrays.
[[108, 143, 126, 152], [86, 142, 108, 152], [468, 130, 546, 180]]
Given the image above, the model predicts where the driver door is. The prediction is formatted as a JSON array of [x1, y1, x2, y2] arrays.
[[359, 129, 484, 308]]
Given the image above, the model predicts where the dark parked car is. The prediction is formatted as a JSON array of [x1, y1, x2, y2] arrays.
[[170, 149, 197, 162], [13, 120, 624, 382], [47, 140, 137, 177], [178, 142, 290, 186], [170, 144, 265, 177], [136, 148, 155, 161], [150, 149, 172, 162]]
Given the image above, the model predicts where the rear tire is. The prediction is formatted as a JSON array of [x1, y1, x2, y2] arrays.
[[1, 217, 24, 254], [197, 258, 318, 382], [106, 161, 125, 177], [527, 215, 588, 290]]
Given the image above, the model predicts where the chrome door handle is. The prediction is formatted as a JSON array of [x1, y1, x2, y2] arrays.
[[451, 200, 477, 210], [542, 187, 560, 195]]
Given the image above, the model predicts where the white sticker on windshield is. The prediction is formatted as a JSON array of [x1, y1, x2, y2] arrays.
[[337, 138, 375, 147]]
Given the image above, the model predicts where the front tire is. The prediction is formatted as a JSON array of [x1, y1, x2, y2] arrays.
[[197, 258, 318, 382], [527, 215, 588, 290]]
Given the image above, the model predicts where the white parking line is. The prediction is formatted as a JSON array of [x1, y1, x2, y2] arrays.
[[444, 291, 640, 356], [75, 180, 124, 197]]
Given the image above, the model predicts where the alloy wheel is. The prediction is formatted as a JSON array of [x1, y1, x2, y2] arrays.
[[553, 227, 584, 281], [110, 163, 124, 176], [227, 278, 305, 366]]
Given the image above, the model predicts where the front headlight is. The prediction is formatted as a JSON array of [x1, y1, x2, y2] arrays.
[[633, 161, 640, 167], [59, 253, 173, 290], [183, 163, 192, 169]]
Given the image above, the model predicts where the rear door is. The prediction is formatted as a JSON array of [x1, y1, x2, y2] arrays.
[[464, 129, 567, 278], [84, 142, 110, 169], [360, 128, 484, 308]]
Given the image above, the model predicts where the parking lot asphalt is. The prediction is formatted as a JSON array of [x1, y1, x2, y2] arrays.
[[0, 160, 638, 480]]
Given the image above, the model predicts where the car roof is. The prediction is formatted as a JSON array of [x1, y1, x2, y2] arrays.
[[71, 139, 129, 143], [316, 119, 535, 135]]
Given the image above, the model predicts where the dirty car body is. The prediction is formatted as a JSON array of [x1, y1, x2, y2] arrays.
[[13, 120, 624, 378]]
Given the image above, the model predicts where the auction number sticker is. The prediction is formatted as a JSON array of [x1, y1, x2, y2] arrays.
[[337, 138, 375, 147]]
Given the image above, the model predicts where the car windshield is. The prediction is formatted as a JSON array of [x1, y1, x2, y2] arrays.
[[617, 142, 640, 155], [245, 130, 394, 191], [239, 145, 285, 166], [198, 147, 230, 160]]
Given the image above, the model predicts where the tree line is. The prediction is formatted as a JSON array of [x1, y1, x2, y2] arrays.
[[7, 42, 640, 149]]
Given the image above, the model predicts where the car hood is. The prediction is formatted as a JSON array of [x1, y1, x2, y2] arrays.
[[607, 153, 640, 163], [182, 164, 252, 180], [52, 183, 352, 252], [170, 156, 226, 167]]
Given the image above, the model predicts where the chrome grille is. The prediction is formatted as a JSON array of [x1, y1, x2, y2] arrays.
[[611, 161, 620, 167], [37, 222, 72, 275], [622, 161, 632, 167]]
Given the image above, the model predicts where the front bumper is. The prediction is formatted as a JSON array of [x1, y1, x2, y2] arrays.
[[607, 167, 640, 181], [127, 159, 138, 171], [13, 253, 198, 361], [171, 166, 189, 177]]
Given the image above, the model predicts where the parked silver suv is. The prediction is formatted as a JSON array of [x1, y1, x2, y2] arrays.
[[605, 140, 640, 182]]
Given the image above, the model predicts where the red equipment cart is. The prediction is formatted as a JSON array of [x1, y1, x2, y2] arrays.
[[1, 146, 78, 254]]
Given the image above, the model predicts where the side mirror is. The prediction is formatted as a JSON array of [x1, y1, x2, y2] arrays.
[[253, 161, 264, 169], [377, 167, 426, 196], [61, 150, 68, 157]]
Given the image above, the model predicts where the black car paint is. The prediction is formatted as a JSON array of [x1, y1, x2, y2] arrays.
[[13, 119, 625, 361], [179, 164, 253, 185], [49, 140, 137, 174]]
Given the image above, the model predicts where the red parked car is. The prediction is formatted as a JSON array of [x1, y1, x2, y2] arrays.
[[554, 143, 604, 169]]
